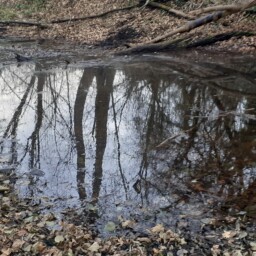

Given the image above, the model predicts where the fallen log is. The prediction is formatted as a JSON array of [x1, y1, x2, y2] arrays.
[[117, 0, 256, 54], [117, 31, 255, 55], [185, 31, 256, 48], [148, 0, 256, 45], [116, 36, 190, 55]]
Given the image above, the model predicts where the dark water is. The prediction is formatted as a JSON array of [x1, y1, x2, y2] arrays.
[[1, 40, 256, 234]]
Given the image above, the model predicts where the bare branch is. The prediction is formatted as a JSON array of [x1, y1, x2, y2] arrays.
[[51, 4, 139, 24], [148, 2, 195, 20], [190, 0, 256, 15], [138, 0, 256, 45]]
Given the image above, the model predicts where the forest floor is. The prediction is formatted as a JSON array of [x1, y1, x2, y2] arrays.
[[0, 0, 256, 255], [0, 0, 255, 54]]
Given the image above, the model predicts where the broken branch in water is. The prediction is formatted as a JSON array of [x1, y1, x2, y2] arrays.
[[156, 127, 195, 149]]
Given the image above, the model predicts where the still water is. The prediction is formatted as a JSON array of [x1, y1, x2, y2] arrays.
[[1, 42, 256, 233]]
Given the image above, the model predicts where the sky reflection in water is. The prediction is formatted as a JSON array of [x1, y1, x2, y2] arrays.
[[1, 52, 256, 231]]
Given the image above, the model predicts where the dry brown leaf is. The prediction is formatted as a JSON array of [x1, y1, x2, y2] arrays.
[[88, 242, 100, 252], [17, 229, 28, 237], [12, 239, 25, 251], [23, 244, 32, 252], [32, 242, 46, 253], [211, 244, 221, 256], [121, 220, 135, 229], [1, 248, 12, 256], [136, 237, 151, 243], [222, 230, 237, 239], [151, 224, 165, 234], [54, 235, 65, 243]]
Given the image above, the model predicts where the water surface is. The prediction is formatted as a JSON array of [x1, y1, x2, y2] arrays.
[[1, 42, 256, 234]]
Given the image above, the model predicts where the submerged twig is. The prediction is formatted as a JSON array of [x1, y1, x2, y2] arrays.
[[156, 127, 195, 149]]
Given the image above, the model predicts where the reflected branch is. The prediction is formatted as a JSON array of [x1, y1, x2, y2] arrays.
[[92, 68, 115, 202], [0, 74, 36, 166], [74, 68, 95, 200], [1, 75, 36, 145], [29, 66, 46, 169], [110, 90, 128, 196]]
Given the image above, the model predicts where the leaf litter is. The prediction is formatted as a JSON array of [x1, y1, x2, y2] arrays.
[[0, 0, 256, 53], [0, 172, 183, 255], [1, 172, 256, 255]]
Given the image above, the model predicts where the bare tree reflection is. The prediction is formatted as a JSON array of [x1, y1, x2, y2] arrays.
[[92, 68, 115, 202], [74, 68, 95, 200], [138, 77, 161, 203], [120, 57, 256, 218], [28, 65, 46, 169], [110, 89, 128, 196], [1, 53, 256, 222], [0, 74, 36, 165]]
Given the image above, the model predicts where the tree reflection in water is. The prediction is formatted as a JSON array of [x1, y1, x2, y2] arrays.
[[0, 53, 256, 230]]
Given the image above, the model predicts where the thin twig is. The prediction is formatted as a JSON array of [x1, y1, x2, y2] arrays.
[[148, 1, 195, 20], [51, 4, 139, 24]]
